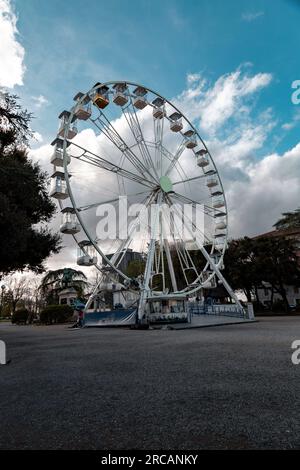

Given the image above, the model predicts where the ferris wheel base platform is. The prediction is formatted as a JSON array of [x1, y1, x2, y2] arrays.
[[83, 308, 137, 327], [83, 309, 256, 329], [168, 314, 257, 330]]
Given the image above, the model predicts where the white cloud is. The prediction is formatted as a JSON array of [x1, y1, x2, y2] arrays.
[[172, 70, 300, 238], [0, 0, 25, 88], [242, 11, 264, 22], [187, 73, 202, 84], [282, 122, 294, 131], [32, 95, 49, 108], [228, 143, 300, 237], [174, 68, 272, 134], [281, 109, 300, 131]]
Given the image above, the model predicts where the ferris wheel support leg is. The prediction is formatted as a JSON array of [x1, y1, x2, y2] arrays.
[[207, 262, 245, 316], [170, 201, 246, 316], [195, 242, 245, 315], [137, 195, 162, 323]]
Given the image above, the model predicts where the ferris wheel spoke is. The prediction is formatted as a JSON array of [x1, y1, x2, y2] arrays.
[[171, 192, 225, 218], [90, 111, 156, 182], [98, 191, 157, 271], [172, 173, 207, 186], [76, 190, 150, 212], [152, 114, 165, 176], [69, 141, 155, 189], [159, 144, 193, 196], [168, 196, 240, 302], [122, 104, 151, 172], [164, 139, 186, 177], [160, 207, 180, 292], [122, 99, 160, 181], [160, 143, 188, 182], [165, 193, 217, 290], [162, 197, 201, 290], [91, 111, 146, 176], [80, 154, 152, 189], [168, 192, 218, 254], [166, 192, 214, 246], [137, 192, 162, 318]]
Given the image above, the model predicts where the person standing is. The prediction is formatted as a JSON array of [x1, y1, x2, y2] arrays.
[[77, 309, 84, 328]]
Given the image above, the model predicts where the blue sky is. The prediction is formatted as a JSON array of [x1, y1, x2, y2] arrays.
[[10, 0, 300, 153]]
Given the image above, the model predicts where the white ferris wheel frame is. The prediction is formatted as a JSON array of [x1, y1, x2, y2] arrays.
[[56, 81, 242, 309]]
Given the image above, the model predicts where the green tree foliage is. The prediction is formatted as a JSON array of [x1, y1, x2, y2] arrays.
[[39, 304, 73, 324], [223, 237, 258, 302], [252, 236, 300, 311], [0, 92, 33, 147], [224, 236, 300, 311], [125, 259, 145, 278], [0, 92, 60, 275], [39, 268, 88, 305], [11, 308, 29, 325]]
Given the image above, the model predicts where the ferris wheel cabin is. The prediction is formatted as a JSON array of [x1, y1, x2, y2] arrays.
[[60, 207, 81, 235], [196, 148, 209, 167], [169, 112, 183, 132], [183, 129, 197, 149], [152, 97, 166, 119], [133, 86, 148, 109], [112, 83, 128, 106], [73, 92, 92, 120], [58, 111, 78, 139], [50, 137, 71, 167], [206, 176, 218, 188], [213, 197, 225, 209], [92, 83, 110, 109], [77, 240, 97, 266], [50, 170, 69, 199]]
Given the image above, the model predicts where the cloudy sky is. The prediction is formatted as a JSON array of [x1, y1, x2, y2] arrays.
[[1, 0, 300, 272]]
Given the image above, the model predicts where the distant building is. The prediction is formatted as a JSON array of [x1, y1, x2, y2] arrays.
[[105, 249, 144, 276], [58, 287, 77, 306], [253, 228, 300, 307]]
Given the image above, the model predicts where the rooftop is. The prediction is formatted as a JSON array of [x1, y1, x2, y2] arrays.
[[252, 227, 300, 240]]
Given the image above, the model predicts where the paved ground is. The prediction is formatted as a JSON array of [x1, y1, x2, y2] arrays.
[[0, 316, 300, 450]]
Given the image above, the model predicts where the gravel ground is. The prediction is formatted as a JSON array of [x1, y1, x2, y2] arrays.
[[0, 316, 300, 450]]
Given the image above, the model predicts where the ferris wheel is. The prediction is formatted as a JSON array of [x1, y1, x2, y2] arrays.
[[50, 81, 243, 320]]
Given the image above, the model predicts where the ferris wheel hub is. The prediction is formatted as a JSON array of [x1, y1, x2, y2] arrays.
[[159, 175, 173, 193]]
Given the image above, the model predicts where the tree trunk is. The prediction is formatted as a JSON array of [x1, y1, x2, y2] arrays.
[[279, 286, 289, 312], [254, 286, 260, 304], [244, 288, 252, 303]]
